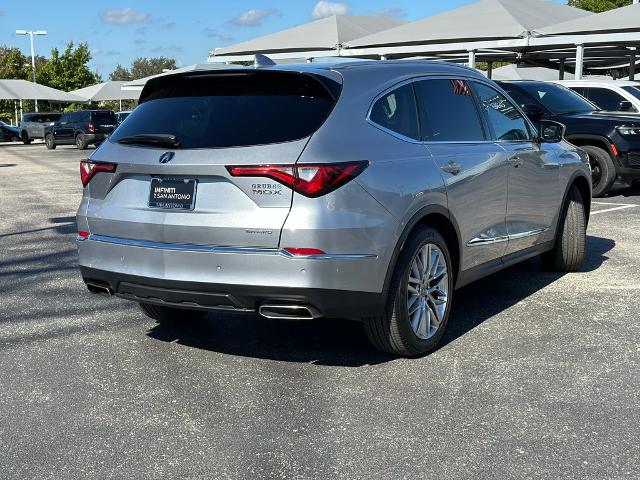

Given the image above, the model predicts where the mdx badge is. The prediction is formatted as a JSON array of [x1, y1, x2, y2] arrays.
[[159, 151, 175, 164]]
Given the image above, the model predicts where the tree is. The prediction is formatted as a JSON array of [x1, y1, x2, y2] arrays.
[[0, 46, 30, 80], [109, 64, 133, 81], [130, 57, 176, 79], [37, 42, 100, 91], [568, 0, 631, 12]]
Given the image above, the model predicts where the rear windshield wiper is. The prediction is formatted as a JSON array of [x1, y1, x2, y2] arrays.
[[117, 134, 182, 149]]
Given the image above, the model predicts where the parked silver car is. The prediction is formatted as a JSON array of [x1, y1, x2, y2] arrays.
[[19, 112, 61, 144], [77, 60, 591, 356]]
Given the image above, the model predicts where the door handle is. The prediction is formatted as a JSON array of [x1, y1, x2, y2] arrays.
[[509, 155, 524, 168], [441, 161, 462, 175]]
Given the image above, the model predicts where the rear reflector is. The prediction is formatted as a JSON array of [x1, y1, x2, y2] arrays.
[[227, 161, 368, 198], [283, 247, 326, 256], [80, 160, 117, 187], [78, 230, 90, 239]]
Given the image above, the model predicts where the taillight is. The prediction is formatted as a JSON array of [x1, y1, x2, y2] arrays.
[[87, 123, 96, 133], [80, 160, 117, 187], [283, 247, 326, 256], [226, 161, 368, 198]]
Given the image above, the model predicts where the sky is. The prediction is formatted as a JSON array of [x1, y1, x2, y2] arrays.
[[0, 0, 567, 78]]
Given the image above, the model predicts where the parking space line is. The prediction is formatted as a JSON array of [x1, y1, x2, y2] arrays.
[[592, 201, 634, 206], [591, 204, 639, 215]]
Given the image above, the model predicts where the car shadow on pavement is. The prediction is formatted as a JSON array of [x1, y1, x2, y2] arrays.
[[438, 234, 614, 351], [146, 235, 614, 367]]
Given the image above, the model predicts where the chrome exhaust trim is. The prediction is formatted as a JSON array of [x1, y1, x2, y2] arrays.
[[86, 281, 114, 296], [258, 304, 322, 320]]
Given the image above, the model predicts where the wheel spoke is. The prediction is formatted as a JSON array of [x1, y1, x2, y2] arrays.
[[428, 298, 443, 327], [407, 294, 420, 314]]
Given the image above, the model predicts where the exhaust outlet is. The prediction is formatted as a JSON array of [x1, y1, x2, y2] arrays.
[[258, 304, 321, 320], [86, 281, 113, 296]]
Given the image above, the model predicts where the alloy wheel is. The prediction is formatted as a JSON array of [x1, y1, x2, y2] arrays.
[[406, 243, 449, 340], [589, 155, 602, 190]]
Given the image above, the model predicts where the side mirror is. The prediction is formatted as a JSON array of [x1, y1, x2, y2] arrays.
[[618, 100, 634, 112], [520, 103, 545, 121], [539, 120, 565, 143]]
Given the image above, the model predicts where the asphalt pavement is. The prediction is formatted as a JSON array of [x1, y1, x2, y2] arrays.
[[1, 143, 639, 479]]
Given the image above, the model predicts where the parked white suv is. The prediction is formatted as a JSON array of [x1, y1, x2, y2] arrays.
[[554, 80, 640, 113]]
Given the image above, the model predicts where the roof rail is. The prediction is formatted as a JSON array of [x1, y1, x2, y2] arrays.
[[253, 54, 276, 68]]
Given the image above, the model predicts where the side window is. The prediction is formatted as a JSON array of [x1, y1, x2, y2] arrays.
[[571, 86, 588, 98], [473, 82, 531, 141], [59, 114, 69, 124], [414, 79, 485, 142], [588, 87, 631, 111], [369, 83, 420, 140]]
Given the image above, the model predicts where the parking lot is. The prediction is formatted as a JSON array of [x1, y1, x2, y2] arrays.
[[1, 142, 639, 479]]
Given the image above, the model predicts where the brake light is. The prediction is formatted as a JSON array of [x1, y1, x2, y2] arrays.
[[80, 160, 117, 187], [88, 123, 96, 133], [226, 161, 368, 198]]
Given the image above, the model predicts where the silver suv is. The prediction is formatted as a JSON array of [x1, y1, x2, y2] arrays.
[[77, 61, 591, 357], [19, 112, 61, 144]]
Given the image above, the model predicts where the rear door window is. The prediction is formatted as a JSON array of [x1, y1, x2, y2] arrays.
[[473, 82, 531, 141], [369, 83, 420, 140], [414, 79, 486, 142], [92, 111, 117, 124], [110, 71, 340, 149], [588, 87, 635, 111]]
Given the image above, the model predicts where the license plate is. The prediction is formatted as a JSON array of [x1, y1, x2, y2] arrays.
[[148, 178, 197, 210]]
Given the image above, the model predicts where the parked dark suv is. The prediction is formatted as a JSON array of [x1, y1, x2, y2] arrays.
[[44, 110, 118, 150], [498, 80, 640, 196]]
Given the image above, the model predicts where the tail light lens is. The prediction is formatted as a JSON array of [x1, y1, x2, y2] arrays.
[[80, 160, 117, 187], [226, 161, 368, 198], [87, 123, 96, 133]]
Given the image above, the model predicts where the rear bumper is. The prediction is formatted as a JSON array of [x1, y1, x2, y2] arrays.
[[81, 267, 383, 319], [77, 235, 387, 319], [85, 133, 107, 144]]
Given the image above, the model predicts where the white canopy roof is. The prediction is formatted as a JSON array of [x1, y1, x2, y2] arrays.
[[0, 79, 87, 102], [70, 81, 140, 101], [348, 0, 591, 48], [212, 15, 405, 58], [538, 3, 640, 36]]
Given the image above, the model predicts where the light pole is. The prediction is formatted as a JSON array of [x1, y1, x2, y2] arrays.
[[16, 29, 47, 112]]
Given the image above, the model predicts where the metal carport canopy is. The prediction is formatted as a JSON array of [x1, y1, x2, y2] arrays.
[[0, 79, 87, 103], [208, 15, 405, 62], [342, 0, 591, 58], [69, 81, 140, 102]]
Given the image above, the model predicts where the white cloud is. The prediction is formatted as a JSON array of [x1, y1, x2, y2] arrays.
[[232, 9, 277, 27], [370, 7, 405, 18], [101, 8, 150, 25], [311, 1, 349, 20], [204, 28, 233, 42], [91, 48, 102, 55]]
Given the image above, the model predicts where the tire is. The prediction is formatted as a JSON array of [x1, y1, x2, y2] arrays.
[[21, 131, 32, 145], [582, 145, 615, 197], [139, 303, 208, 322], [542, 185, 586, 272], [11, 136, 18, 143], [363, 226, 454, 357], [45, 134, 56, 150], [75, 133, 88, 150]]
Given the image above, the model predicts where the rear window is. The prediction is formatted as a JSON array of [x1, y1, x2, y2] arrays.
[[91, 111, 117, 124], [110, 71, 340, 149]]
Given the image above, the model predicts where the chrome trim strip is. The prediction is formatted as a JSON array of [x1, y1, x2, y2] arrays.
[[467, 228, 549, 247], [83, 234, 377, 260], [467, 235, 509, 246]]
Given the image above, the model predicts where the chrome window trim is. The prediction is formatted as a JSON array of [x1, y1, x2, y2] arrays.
[[467, 228, 549, 247], [79, 234, 378, 260]]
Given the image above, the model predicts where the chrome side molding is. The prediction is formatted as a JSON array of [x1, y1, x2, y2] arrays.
[[467, 228, 549, 247]]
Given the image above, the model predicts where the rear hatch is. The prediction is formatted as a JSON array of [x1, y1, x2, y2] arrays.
[[85, 69, 341, 249], [91, 111, 118, 134]]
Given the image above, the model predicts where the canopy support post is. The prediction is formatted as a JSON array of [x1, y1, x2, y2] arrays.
[[119, 99, 122, 111], [14, 101, 18, 127], [575, 44, 584, 80], [19, 99, 23, 120], [468, 50, 476, 69], [380, 55, 387, 61], [559, 58, 566, 80], [487, 61, 493, 79]]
